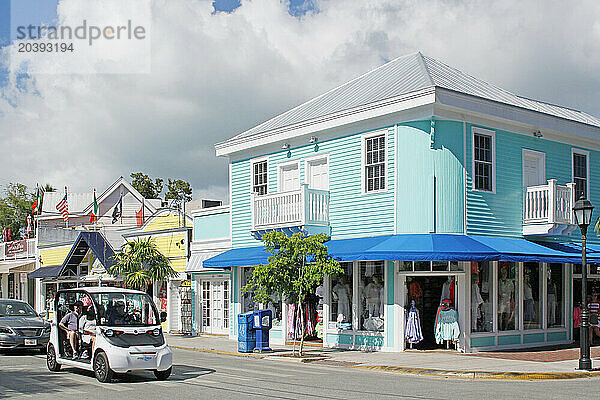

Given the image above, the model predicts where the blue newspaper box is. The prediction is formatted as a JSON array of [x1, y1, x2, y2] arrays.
[[237, 312, 255, 353], [252, 309, 272, 352]]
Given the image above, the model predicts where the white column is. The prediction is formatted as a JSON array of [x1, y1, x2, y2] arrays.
[[547, 179, 557, 223]]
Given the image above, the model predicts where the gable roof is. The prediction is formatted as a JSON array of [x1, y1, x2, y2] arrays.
[[58, 231, 116, 277], [216, 52, 600, 154]]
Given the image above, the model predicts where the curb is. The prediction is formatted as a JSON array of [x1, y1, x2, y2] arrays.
[[349, 365, 600, 380]]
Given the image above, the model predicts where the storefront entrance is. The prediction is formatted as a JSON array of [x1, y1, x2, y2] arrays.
[[197, 279, 230, 335], [405, 275, 459, 350]]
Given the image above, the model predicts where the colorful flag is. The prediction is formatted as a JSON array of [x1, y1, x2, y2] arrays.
[[136, 199, 144, 227], [31, 185, 44, 215], [56, 190, 69, 222], [89, 189, 98, 223], [112, 194, 122, 224]]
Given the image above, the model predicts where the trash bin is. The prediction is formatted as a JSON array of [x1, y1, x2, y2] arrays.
[[237, 312, 255, 353], [252, 309, 272, 352]]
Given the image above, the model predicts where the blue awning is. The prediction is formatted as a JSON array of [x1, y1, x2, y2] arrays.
[[203, 234, 592, 268], [28, 265, 62, 278]]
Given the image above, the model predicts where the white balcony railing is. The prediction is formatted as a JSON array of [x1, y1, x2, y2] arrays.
[[523, 180, 576, 235], [251, 184, 329, 231], [0, 238, 37, 262]]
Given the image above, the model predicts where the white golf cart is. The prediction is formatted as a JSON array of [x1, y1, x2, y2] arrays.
[[46, 287, 173, 382]]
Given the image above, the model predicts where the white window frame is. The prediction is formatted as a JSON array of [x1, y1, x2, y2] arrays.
[[304, 154, 330, 191], [471, 127, 496, 193], [276, 159, 301, 193], [250, 156, 269, 196], [361, 130, 388, 195], [571, 148, 590, 200]]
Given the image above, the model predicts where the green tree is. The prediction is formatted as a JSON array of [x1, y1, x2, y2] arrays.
[[108, 237, 178, 291], [130, 172, 164, 199], [0, 183, 34, 240], [42, 184, 55, 192], [165, 179, 192, 202], [242, 232, 342, 355]]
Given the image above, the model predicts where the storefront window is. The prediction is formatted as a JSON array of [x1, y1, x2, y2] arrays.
[[358, 261, 384, 331], [547, 263, 564, 328], [330, 262, 353, 327], [498, 262, 519, 331], [471, 261, 493, 332], [241, 267, 258, 313], [523, 262, 542, 330]]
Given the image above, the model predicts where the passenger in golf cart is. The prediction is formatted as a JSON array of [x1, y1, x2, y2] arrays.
[[58, 300, 83, 359]]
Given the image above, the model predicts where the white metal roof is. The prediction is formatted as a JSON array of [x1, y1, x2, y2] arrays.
[[219, 52, 600, 149]]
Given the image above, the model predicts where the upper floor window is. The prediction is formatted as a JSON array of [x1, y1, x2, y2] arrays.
[[472, 128, 495, 192], [572, 149, 589, 200], [252, 160, 267, 195], [364, 134, 386, 192]]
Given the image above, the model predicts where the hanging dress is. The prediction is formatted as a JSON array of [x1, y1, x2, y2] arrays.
[[434, 307, 460, 344], [405, 300, 423, 344]]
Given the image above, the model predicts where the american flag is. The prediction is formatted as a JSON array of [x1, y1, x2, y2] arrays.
[[56, 194, 69, 222]]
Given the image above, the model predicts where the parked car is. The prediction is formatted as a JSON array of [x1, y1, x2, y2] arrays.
[[0, 299, 50, 352], [46, 287, 172, 382]]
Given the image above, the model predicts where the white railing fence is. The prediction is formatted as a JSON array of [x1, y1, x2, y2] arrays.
[[252, 184, 329, 231], [523, 180, 576, 225]]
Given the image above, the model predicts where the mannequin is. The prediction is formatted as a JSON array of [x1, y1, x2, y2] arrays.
[[440, 276, 455, 305], [547, 276, 557, 326], [364, 275, 382, 317], [523, 274, 535, 327], [498, 266, 515, 330], [471, 274, 483, 331], [434, 299, 460, 347], [315, 285, 325, 311], [332, 275, 352, 323]]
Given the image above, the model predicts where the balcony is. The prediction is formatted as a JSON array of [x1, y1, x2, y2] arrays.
[[251, 184, 330, 234], [523, 180, 577, 236]]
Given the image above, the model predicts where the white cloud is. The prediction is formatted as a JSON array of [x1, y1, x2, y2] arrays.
[[1, 0, 599, 200]]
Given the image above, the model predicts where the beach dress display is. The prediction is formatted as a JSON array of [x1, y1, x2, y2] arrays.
[[405, 300, 423, 345], [434, 306, 460, 344]]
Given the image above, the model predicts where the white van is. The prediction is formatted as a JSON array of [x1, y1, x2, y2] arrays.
[[46, 287, 173, 382]]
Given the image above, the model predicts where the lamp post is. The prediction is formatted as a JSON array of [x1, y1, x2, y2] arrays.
[[573, 197, 595, 371]]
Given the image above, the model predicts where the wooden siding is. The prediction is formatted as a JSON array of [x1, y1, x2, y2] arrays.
[[39, 245, 72, 267], [396, 120, 464, 234], [466, 123, 600, 243], [143, 212, 191, 233], [231, 126, 396, 247]]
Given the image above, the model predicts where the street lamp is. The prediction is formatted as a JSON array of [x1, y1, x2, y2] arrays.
[[573, 197, 595, 371]]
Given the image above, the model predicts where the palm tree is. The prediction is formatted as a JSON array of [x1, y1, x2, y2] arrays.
[[109, 237, 178, 291]]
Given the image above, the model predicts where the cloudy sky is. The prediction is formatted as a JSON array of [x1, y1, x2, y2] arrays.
[[1, 0, 599, 202]]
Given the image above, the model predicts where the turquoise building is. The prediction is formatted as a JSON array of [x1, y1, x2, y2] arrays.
[[205, 52, 600, 352]]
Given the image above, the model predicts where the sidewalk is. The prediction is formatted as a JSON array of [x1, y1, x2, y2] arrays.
[[165, 334, 600, 379]]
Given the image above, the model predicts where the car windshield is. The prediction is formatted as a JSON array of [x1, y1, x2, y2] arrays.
[[0, 300, 37, 317], [90, 292, 159, 327]]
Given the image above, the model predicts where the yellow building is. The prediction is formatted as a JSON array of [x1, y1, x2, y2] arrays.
[[123, 209, 192, 333]]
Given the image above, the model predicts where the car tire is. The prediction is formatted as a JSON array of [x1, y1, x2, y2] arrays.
[[154, 367, 172, 380], [93, 351, 114, 383], [46, 344, 61, 372]]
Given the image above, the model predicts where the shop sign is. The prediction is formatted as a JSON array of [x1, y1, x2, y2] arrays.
[[180, 280, 191, 287], [6, 240, 27, 256]]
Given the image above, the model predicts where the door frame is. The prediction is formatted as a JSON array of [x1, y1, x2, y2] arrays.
[[277, 160, 301, 192], [522, 149, 546, 189], [304, 154, 330, 190]]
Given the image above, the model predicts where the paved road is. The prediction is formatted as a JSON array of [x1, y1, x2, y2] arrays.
[[0, 348, 599, 399]]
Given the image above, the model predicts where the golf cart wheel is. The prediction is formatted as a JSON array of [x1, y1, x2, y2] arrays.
[[94, 351, 114, 383], [46, 344, 61, 372], [154, 367, 172, 380]]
